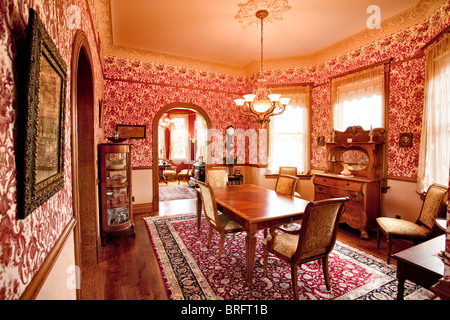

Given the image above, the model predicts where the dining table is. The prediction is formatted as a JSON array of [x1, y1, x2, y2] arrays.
[[195, 184, 309, 288]]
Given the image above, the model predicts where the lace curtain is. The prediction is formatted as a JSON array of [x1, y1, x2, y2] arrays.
[[268, 86, 310, 174], [331, 65, 385, 131], [417, 33, 450, 193], [195, 114, 207, 162], [169, 113, 190, 162]]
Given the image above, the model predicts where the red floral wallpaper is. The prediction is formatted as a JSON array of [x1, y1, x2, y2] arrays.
[[0, 0, 103, 299], [103, 58, 258, 166]]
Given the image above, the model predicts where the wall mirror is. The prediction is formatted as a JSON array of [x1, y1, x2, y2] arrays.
[[18, 9, 67, 218]]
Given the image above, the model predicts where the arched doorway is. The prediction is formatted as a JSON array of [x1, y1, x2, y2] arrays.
[[71, 30, 99, 276], [152, 103, 212, 211]]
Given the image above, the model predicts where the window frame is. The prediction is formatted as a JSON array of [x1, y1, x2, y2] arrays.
[[266, 84, 312, 176]]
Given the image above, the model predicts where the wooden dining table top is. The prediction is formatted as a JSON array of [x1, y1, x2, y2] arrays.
[[212, 184, 309, 226]]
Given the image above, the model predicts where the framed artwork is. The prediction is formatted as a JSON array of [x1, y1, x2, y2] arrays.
[[399, 133, 413, 148], [116, 124, 147, 139], [18, 9, 68, 218], [317, 136, 325, 146]]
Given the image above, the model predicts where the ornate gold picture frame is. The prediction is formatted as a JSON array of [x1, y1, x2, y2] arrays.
[[18, 9, 67, 218]]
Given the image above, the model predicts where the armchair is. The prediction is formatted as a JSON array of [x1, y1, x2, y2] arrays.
[[376, 183, 448, 264], [263, 197, 348, 299], [197, 181, 245, 259]]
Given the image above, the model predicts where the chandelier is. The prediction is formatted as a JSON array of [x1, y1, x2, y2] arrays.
[[234, 10, 290, 127]]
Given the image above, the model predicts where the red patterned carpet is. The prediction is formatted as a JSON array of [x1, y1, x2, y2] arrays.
[[144, 214, 433, 300]]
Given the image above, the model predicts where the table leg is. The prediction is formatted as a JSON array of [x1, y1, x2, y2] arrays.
[[396, 261, 405, 301], [245, 224, 257, 288]]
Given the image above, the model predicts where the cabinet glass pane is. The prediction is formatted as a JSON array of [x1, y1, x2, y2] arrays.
[[105, 151, 130, 226]]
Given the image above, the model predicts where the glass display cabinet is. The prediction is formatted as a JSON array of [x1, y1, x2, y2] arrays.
[[99, 143, 135, 246]]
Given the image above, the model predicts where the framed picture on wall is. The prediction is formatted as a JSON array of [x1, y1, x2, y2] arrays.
[[116, 124, 147, 139]]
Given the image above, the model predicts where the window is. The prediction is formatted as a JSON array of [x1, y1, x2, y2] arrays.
[[268, 86, 310, 174], [331, 65, 385, 131], [170, 114, 190, 161], [417, 33, 450, 193]]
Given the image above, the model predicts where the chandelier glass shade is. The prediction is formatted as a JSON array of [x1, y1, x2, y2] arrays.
[[234, 10, 290, 126]]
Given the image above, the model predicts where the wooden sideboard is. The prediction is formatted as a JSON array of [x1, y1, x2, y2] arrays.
[[314, 126, 385, 239], [314, 173, 381, 239]]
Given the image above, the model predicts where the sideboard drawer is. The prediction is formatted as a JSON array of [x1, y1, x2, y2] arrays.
[[313, 176, 362, 192]]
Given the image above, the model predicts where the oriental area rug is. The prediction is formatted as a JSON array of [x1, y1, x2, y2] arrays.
[[159, 186, 196, 202], [144, 214, 433, 300]]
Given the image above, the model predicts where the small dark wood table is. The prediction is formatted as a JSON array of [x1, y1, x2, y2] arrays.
[[392, 235, 445, 300], [196, 184, 309, 287]]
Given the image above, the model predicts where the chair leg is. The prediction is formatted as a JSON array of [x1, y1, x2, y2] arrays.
[[322, 256, 330, 291], [376, 228, 381, 249], [386, 235, 392, 264], [207, 224, 213, 248], [217, 233, 225, 259], [263, 249, 268, 277], [291, 264, 299, 300]]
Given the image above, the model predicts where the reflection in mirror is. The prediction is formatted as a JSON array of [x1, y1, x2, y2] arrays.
[[340, 150, 369, 170]]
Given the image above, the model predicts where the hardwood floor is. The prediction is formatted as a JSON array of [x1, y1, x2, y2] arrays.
[[79, 197, 414, 300]]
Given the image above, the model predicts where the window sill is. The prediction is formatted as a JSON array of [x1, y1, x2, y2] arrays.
[[264, 173, 312, 180]]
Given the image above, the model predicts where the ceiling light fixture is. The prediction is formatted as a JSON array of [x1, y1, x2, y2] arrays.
[[234, 10, 290, 127]]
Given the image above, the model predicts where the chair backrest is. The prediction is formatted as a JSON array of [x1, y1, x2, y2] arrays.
[[275, 174, 299, 196], [417, 183, 448, 231], [206, 167, 228, 187], [197, 181, 222, 231], [293, 197, 348, 263], [279, 167, 297, 176]]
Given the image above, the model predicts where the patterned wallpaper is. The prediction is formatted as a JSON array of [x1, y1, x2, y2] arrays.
[[0, 0, 103, 299]]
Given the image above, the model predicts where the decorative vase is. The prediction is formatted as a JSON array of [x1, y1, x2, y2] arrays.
[[341, 163, 353, 176]]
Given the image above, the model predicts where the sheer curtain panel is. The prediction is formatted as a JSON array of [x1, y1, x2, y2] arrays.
[[417, 33, 450, 193], [268, 86, 310, 174]]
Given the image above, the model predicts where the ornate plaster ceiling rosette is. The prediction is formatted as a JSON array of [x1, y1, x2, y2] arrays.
[[235, 0, 292, 29]]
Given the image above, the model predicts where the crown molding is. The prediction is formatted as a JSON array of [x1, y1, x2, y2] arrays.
[[95, 0, 445, 76]]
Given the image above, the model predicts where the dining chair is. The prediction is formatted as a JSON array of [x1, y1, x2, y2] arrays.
[[206, 167, 229, 187], [263, 197, 348, 300], [197, 181, 245, 259], [376, 183, 448, 264], [177, 164, 194, 185], [275, 174, 299, 196], [279, 166, 297, 176]]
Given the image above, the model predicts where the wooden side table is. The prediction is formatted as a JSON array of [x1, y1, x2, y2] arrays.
[[392, 235, 445, 300]]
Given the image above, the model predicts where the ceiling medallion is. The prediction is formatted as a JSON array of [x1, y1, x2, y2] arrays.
[[235, 0, 291, 29]]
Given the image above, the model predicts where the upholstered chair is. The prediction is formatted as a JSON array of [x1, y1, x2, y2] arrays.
[[275, 174, 299, 196], [376, 183, 448, 264], [206, 167, 228, 188], [279, 166, 297, 176], [177, 164, 194, 185], [197, 181, 245, 259], [163, 165, 177, 182], [263, 197, 348, 300]]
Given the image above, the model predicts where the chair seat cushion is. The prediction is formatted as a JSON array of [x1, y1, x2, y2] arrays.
[[263, 233, 299, 259], [218, 214, 243, 231], [178, 169, 191, 176], [376, 217, 429, 239], [163, 170, 177, 176]]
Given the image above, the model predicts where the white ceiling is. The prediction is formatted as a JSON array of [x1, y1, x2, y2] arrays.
[[109, 0, 419, 68]]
